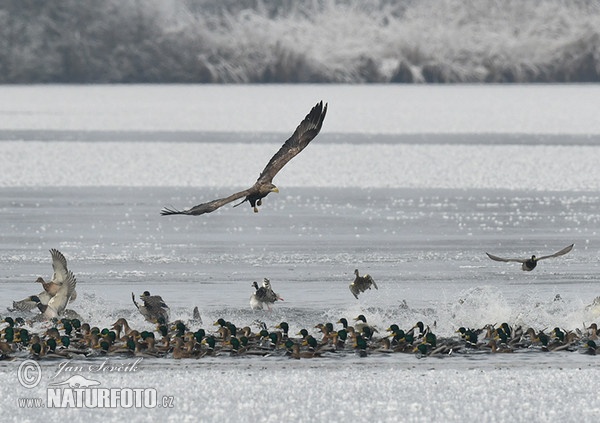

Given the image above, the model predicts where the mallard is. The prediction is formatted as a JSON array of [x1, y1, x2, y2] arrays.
[[349, 269, 378, 299], [275, 322, 290, 339], [250, 281, 269, 310], [31, 269, 77, 319], [132, 291, 170, 323], [262, 278, 283, 303], [161, 101, 327, 216], [353, 314, 378, 337], [12, 249, 78, 312], [486, 243, 574, 271], [290, 342, 321, 359], [586, 323, 598, 340], [582, 340, 598, 355], [111, 318, 134, 340], [250, 278, 283, 310]]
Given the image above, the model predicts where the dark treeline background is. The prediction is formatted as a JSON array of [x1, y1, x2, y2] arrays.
[[1, 0, 599, 84]]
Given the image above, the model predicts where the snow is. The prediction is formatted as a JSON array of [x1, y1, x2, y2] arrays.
[[1, 85, 600, 422]]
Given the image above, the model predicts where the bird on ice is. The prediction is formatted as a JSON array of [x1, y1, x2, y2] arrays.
[[161, 101, 327, 216], [486, 243, 574, 271]]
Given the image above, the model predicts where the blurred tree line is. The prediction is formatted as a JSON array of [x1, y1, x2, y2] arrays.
[[0, 0, 599, 83]]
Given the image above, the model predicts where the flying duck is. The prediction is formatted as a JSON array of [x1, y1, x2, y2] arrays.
[[132, 291, 170, 323], [12, 248, 78, 312], [161, 101, 327, 216], [31, 269, 77, 319], [349, 269, 378, 299], [486, 243, 574, 271]]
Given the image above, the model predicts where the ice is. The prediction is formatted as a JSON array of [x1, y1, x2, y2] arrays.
[[1, 84, 600, 134], [1, 85, 599, 422]]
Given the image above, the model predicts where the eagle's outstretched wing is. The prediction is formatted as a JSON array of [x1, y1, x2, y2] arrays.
[[161, 188, 253, 216], [485, 252, 526, 263], [257, 101, 327, 184], [161, 101, 327, 217], [536, 243, 574, 261]]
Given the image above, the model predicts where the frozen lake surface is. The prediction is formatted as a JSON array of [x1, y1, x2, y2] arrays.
[[1, 85, 600, 422]]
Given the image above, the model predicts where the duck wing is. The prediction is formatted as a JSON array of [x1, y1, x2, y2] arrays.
[[485, 252, 526, 263], [161, 187, 254, 216], [49, 248, 69, 284], [256, 101, 327, 185], [349, 283, 360, 299], [368, 275, 378, 290], [145, 295, 170, 316], [46, 270, 77, 316], [536, 244, 574, 261]]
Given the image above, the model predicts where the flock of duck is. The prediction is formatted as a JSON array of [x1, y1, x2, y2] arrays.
[[3, 102, 594, 361], [2, 310, 600, 362], [1, 246, 598, 361]]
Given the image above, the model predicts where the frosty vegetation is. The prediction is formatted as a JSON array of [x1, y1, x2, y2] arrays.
[[1, 0, 599, 83]]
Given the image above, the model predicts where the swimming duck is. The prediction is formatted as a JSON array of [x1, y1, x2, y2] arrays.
[[337, 318, 352, 330], [486, 243, 574, 271], [132, 291, 170, 323], [582, 340, 598, 355], [111, 318, 134, 340], [352, 315, 379, 341], [331, 329, 348, 350], [349, 269, 378, 299], [290, 342, 321, 359], [275, 322, 290, 340]]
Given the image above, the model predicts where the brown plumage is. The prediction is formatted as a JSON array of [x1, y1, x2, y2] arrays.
[[161, 101, 328, 216], [349, 269, 378, 299], [132, 291, 170, 324]]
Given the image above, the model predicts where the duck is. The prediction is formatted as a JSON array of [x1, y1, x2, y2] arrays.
[[586, 323, 598, 340], [250, 278, 283, 310], [290, 342, 321, 359], [111, 318, 135, 340], [250, 281, 269, 310], [582, 340, 598, 355], [31, 268, 77, 319], [132, 291, 170, 323], [12, 249, 78, 312], [275, 322, 290, 340], [337, 318, 352, 331], [349, 269, 378, 299], [11, 294, 51, 312], [486, 243, 574, 271]]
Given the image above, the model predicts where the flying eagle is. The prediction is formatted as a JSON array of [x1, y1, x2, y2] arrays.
[[486, 243, 574, 271], [161, 101, 328, 216]]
